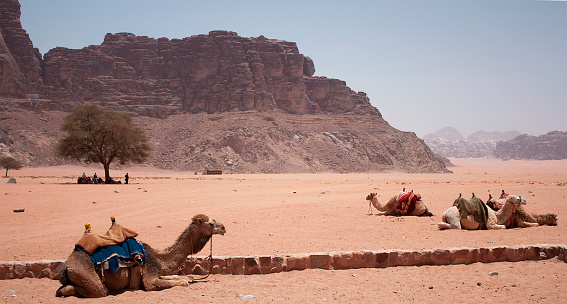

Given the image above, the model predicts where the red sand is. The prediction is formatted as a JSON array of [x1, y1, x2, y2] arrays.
[[1, 158, 566, 303]]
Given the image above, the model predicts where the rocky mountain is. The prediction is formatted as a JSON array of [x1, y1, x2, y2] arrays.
[[494, 131, 567, 160], [423, 127, 464, 142], [423, 128, 521, 158], [0, 0, 449, 173]]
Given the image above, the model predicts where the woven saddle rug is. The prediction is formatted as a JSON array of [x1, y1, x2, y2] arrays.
[[75, 224, 145, 274], [453, 196, 489, 224], [395, 191, 421, 215]]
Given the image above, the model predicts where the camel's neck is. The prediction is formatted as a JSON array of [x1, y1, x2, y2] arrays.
[[371, 197, 386, 211], [155, 224, 211, 274], [495, 202, 516, 225]]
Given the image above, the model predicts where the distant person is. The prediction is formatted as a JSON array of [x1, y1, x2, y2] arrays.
[[125, 173, 129, 184], [82, 172, 86, 179], [93, 173, 97, 184]]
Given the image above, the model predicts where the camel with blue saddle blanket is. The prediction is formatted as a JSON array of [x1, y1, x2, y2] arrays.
[[56, 214, 226, 298], [437, 193, 537, 230]]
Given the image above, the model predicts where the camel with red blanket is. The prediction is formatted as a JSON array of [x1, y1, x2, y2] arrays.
[[366, 189, 433, 216]]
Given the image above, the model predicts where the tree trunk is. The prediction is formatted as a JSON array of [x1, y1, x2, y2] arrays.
[[103, 163, 110, 183], [4, 169, 7, 177]]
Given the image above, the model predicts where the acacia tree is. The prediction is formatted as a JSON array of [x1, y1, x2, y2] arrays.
[[56, 104, 151, 183], [0, 156, 23, 177]]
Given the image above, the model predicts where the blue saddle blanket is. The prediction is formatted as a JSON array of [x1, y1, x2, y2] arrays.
[[77, 238, 146, 274]]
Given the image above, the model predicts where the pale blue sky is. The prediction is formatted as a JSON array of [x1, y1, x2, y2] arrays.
[[19, 0, 566, 137]]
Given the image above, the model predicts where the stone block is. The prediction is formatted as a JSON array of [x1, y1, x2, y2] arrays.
[[413, 249, 434, 266], [14, 262, 26, 277], [229, 257, 246, 275], [451, 248, 472, 265], [309, 253, 331, 269], [375, 251, 389, 268], [258, 256, 272, 267], [490, 247, 507, 262], [285, 255, 308, 271], [360, 251, 376, 268], [431, 248, 452, 265]]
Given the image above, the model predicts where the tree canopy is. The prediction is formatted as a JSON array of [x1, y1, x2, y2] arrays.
[[0, 156, 23, 177], [56, 104, 151, 183]]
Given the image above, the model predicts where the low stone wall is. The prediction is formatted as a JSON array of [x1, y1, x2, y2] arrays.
[[1, 244, 566, 280]]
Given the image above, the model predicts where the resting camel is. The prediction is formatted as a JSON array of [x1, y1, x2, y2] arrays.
[[366, 189, 433, 216], [487, 191, 557, 226], [437, 193, 535, 230], [56, 214, 226, 298]]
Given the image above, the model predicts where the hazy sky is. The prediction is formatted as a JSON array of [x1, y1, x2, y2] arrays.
[[19, 0, 566, 138]]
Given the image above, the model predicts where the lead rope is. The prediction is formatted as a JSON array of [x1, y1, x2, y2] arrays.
[[192, 234, 213, 281], [181, 226, 214, 283]]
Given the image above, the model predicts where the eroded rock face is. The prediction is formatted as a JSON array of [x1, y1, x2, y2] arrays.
[[0, 0, 42, 97], [41, 31, 380, 118]]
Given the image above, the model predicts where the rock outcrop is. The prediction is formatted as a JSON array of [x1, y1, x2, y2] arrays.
[[494, 131, 567, 160], [40, 31, 378, 118], [0, 0, 42, 97]]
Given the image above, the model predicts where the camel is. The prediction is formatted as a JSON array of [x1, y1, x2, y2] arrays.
[[515, 205, 558, 226], [56, 214, 226, 298], [487, 190, 557, 226], [366, 189, 433, 216], [437, 193, 535, 230]]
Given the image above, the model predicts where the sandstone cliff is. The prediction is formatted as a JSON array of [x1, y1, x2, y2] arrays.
[[0, 0, 42, 97], [0, 0, 449, 173], [41, 31, 378, 118]]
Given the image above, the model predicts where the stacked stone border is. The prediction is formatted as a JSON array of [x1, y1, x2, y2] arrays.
[[1, 244, 566, 280]]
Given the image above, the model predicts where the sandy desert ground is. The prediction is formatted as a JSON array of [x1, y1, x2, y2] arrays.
[[0, 158, 566, 303]]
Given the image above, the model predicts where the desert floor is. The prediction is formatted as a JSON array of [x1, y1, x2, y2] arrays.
[[1, 158, 566, 303]]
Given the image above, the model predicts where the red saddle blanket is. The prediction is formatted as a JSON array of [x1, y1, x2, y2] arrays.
[[396, 191, 420, 215]]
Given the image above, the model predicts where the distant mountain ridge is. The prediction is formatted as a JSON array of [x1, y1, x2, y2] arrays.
[[423, 127, 521, 158], [494, 131, 567, 160]]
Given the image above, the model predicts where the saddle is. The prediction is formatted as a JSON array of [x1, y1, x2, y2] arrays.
[[453, 196, 488, 224], [395, 191, 421, 215], [75, 222, 145, 274]]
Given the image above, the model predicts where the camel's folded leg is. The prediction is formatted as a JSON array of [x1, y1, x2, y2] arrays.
[[56, 284, 109, 298], [437, 222, 461, 229], [438, 207, 461, 229], [160, 274, 193, 281], [516, 220, 539, 228], [486, 224, 506, 229], [144, 277, 189, 291], [56, 251, 109, 298]]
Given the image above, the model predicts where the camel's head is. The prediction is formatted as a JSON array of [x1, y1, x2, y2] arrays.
[[192, 214, 226, 236], [544, 214, 558, 226], [366, 193, 377, 201], [505, 195, 526, 210]]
